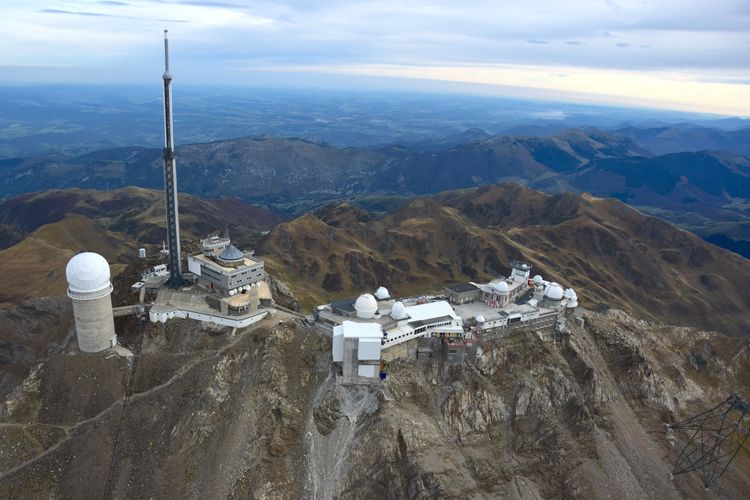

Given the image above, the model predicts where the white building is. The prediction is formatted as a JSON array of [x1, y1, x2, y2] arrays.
[[332, 321, 383, 378], [381, 301, 464, 348]]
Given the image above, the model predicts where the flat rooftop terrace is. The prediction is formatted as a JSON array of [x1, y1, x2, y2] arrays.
[[453, 301, 554, 321], [191, 253, 262, 273]]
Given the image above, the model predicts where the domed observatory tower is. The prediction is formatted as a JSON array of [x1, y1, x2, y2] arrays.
[[354, 293, 378, 319], [66, 252, 117, 353], [543, 283, 565, 308]]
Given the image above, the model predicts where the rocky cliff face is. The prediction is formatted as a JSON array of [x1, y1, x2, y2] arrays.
[[2, 298, 749, 498]]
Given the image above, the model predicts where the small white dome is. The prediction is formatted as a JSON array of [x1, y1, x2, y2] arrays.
[[492, 280, 509, 294], [564, 288, 578, 308], [390, 301, 407, 319], [66, 252, 111, 294], [533, 275, 544, 286], [475, 315, 486, 323], [545, 283, 564, 301], [355, 293, 378, 319], [374, 286, 390, 300]]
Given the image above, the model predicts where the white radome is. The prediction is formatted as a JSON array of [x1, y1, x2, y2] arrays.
[[390, 301, 407, 319], [355, 293, 378, 319], [492, 280, 509, 294], [66, 252, 112, 294], [533, 275, 544, 286], [545, 283, 564, 301], [374, 286, 390, 300], [564, 288, 578, 308], [475, 315, 486, 323]]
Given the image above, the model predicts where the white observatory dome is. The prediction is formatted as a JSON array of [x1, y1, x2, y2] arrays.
[[492, 280, 509, 294], [374, 286, 390, 300], [475, 315, 486, 323], [66, 252, 112, 295], [355, 293, 378, 319], [564, 288, 578, 308], [533, 275, 544, 286], [390, 301, 407, 320], [545, 283, 564, 301]]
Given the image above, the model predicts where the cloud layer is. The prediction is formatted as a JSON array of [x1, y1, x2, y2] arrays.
[[1, 0, 749, 114]]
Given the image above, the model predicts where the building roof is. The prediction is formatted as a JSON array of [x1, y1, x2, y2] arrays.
[[331, 297, 356, 313], [446, 283, 479, 294], [409, 315, 455, 328], [337, 321, 383, 339], [191, 253, 262, 273], [218, 244, 244, 262], [404, 301, 459, 322]]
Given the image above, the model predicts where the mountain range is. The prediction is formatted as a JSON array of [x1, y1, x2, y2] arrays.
[[2, 127, 749, 256], [614, 124, 750, 157]]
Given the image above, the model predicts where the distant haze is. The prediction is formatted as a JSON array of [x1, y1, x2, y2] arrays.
[[1, 0, 749, 115]]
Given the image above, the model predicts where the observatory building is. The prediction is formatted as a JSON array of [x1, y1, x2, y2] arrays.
[[66, 252, 117, 353], [187, 234, 265, 297], [316, 259, 580, 380], [332, 321, 383, 379]]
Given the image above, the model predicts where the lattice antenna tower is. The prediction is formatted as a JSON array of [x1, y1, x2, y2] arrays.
[[161, 29, 183, 287], [669, 394, 750, 489]]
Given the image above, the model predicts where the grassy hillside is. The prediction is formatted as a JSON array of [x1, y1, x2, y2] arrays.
[[260, 184, 750, 336], [0, 188, 284, 306]]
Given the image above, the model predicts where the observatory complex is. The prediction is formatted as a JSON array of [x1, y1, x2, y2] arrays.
[[62, 32, 578, 376], [315, 260, 580, 383]]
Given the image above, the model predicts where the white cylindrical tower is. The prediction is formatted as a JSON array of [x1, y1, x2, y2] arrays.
[[66, 252, 117, 353]]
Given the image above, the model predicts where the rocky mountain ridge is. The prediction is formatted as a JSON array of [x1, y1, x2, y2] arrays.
[[4, 127, 749, 256], [1, 128, 745, 218], [1, 295, 749, 498]]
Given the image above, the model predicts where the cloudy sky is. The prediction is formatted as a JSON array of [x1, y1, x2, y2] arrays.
[[2, 0, 749, 115]]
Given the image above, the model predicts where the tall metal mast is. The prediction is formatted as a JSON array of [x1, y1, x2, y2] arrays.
[[161, 29, 183, 287]]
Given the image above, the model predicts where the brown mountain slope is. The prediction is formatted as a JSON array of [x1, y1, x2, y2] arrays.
[[0, 188, 284, 305], [0, 187, 284, 250], [259, 184, 750, 336], [0, 214, 134, 304]]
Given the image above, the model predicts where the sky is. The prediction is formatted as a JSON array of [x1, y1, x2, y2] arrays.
[[1, 0, 749, 115]]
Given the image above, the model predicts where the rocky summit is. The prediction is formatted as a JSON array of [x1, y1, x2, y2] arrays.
[[1, 296, 750, 498]]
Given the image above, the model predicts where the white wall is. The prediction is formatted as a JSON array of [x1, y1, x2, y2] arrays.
[[150, 307, 267, 328], [187, 255, 202, 276], [358, 337, 381, 361], [332, 325, 344, 362]]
